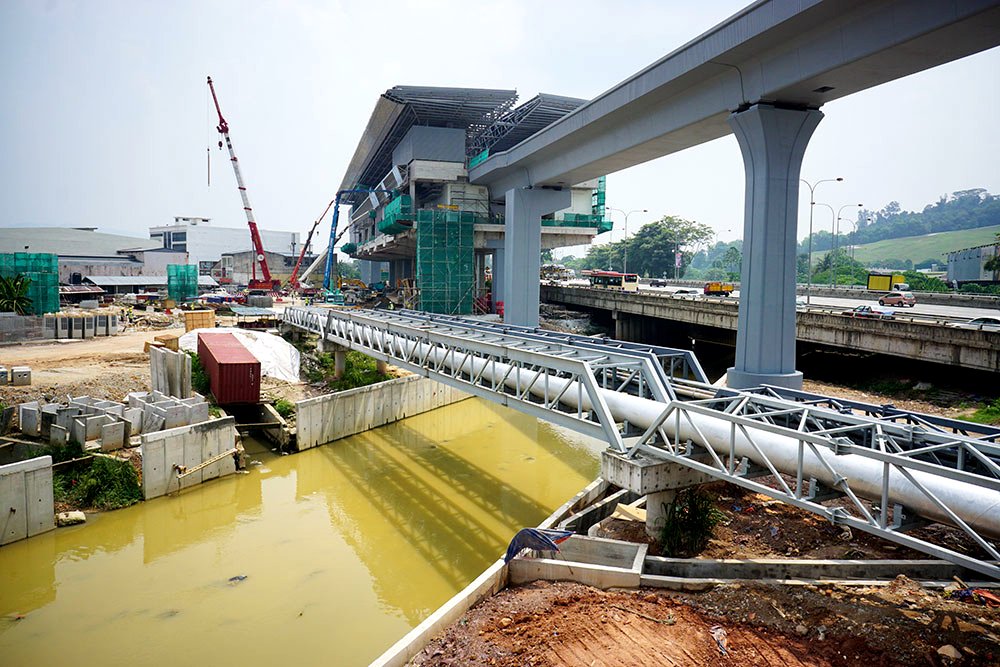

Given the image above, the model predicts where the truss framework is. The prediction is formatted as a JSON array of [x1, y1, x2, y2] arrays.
[[283, 307, 1000, 579]]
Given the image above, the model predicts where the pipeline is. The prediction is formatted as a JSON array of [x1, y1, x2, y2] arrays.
[[318, 311, 1000, 541]]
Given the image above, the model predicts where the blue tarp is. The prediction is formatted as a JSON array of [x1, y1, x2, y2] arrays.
[[503, 528, 573, 563]]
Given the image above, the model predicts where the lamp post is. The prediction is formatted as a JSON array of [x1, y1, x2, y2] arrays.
[[605, 207, 647, 274], [834, 203, 863, 287], [800, 177, 843, 304]]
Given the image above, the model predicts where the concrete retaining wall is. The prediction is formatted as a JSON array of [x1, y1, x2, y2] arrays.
[[0, 455, 54, 545], [294, 375, 470, 451], [140, 417, 238, 500]]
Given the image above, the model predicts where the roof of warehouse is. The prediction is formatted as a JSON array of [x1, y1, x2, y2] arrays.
[[84, 275, 219, 287], [0, 227, 161, 256]]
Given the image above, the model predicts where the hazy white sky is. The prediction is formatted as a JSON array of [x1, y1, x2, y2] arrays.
[[2, 1, 998, 259]]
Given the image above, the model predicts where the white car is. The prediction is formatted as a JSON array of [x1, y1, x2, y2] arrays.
[[947, 316, 1000, 331]]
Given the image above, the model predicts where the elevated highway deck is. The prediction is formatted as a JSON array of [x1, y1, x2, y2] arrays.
[[542, 285, 1000, 374]]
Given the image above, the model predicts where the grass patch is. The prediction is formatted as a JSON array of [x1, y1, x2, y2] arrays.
[[186, 351, 211, 396], [960, 398, 1000, 425], [656, 488, 726, 557], [273, 399, 295, 419], [306, 351, 389, 392], [54, 456, 142, 511]]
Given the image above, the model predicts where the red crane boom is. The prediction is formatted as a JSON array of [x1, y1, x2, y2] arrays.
[[207, 76, 279, 291]]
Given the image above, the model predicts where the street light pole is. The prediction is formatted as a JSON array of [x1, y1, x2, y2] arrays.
[[605, 207, 647, 274], [834, 203, 863, 287], [800, 177, 843, 304]]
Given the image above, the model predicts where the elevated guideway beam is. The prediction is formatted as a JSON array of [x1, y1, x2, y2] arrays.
[[284, 307, 1000, 578], [469, 0, 1000, 387]]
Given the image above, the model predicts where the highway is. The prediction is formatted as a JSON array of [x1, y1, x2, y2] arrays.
[[630, 284, 1000, 324]]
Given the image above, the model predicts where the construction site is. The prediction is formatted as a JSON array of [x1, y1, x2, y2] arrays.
[[2, 26, 1000, 667]]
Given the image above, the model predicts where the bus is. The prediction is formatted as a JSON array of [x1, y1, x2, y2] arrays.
[[587, 270, 639, 292]]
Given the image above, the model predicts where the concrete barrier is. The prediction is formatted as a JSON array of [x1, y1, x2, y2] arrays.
[[0, 456, 54, 545], [294, 375, 470, 450], [140, 417, 238, 500]]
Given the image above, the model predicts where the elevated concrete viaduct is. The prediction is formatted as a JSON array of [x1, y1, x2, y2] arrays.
[[542, 285, 1000, 374], [470, 0, 1000, 388]]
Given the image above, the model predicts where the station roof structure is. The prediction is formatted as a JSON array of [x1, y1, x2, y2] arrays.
[[338, 86, 586, 205]]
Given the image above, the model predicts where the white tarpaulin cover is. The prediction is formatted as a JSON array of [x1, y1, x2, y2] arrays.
[[178, 327, 301, 383]]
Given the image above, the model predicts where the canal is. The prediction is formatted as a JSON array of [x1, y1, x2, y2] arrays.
[[0, 398, 603, 666]]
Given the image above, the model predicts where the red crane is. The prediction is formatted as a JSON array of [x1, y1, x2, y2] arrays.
[[287, 198, 335, 290], [207, 76, 280, 291]]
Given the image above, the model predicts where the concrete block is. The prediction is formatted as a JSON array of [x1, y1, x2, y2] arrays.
[[100, 421, 126, 451], [600, 451, 716, 495], [55, 406, 81, 431], [126, 392, 149, 408], [11, 366, 31, 386], [141, 407, 165, 434], [0, 366, 7, 385], [162, 405, 187, 430], [151, 390, 167, 403], [101, 404, 125, 418], [18, 402, 40, 436], [71, 418, 87, 446], [70, 316, 84, 339], [50, 425, 69, 447], [82, 316, 95, 338], [187, 402, 210, 424], [57, 316, 71, 339], [43, 317, 57, 339], [124, 407, 143, 434], [85, 415, 107, 441]]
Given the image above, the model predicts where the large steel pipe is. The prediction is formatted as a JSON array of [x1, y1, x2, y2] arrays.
[[337, 318, 1000, 541]]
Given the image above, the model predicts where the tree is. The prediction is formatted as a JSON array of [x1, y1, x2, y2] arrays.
[[624, 215, 714, 278], [540, 249, 554, 264], [0, 274, 33, 315]]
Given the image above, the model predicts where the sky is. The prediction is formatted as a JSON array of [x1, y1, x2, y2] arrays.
[[1, 0, 998, 261]]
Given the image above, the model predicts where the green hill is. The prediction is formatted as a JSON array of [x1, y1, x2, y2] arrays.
[[816, 224, 1000, 267]]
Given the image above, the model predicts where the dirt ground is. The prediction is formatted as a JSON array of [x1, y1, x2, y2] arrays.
[[412, 579, 1000, 667]]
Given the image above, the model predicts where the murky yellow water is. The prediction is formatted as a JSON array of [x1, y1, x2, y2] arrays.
[[0, 398, 602, 666]]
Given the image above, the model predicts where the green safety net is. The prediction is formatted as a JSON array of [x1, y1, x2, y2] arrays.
[[167, 264, 199, 302], [378, 194, 415, 235], [341, 242, 358, 255], [416, 210, 474, 315], [0, 253, 60, 314]]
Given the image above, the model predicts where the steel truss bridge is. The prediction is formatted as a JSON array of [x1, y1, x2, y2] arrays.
[[283, 307, 1000, 579]]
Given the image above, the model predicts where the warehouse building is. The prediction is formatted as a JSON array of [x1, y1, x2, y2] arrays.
[[149, 217, 301, 276], [946, 241, 1000, 285]]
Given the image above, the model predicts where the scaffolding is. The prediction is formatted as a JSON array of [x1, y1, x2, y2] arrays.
[[416, 210, 474, 314], [0, 253, 59, 314], [167, 264, 198, 302]]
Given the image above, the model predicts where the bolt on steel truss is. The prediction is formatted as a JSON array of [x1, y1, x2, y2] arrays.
[[628, 391, 1000, 579], [286, 307, 672, 448]]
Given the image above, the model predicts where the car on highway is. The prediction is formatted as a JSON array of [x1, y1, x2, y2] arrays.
[[879, 291, 916, 307], [947, 316, 1000, 331], [843, 305, 895, 320], [648, 278, 669, 287], [672, 288, 701, 296]]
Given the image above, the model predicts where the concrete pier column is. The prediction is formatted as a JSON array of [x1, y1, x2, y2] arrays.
[[492, 247, 505, 310], [601, 451, 716, 539], [504, 187, 571, 326], [727, 103, 823, 390], [334, 348, 347, 379]]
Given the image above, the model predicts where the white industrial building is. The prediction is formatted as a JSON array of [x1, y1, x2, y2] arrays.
[[149, 217, 300, 276]]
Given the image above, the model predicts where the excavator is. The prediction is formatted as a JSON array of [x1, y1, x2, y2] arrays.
[[207, 76, 281, 291]]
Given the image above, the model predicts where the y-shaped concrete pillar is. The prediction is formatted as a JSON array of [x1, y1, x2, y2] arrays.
[[504, 187, 571, 326], [727, 103, 823, 390]]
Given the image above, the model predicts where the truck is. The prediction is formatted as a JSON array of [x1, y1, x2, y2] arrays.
[[703, 281, 734, 296], [867, 272, 908, 292]]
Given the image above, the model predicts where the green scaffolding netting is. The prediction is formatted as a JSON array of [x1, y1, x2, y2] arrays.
[[0, 253, 60, 314], [167, 264, 199, 302], [416, 210, 474, 315]]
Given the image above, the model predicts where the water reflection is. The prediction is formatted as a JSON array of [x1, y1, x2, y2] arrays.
[[0, 398, 600, 666]]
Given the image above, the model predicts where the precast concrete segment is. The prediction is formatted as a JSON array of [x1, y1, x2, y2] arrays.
[[284, 307, 1000, 543]]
